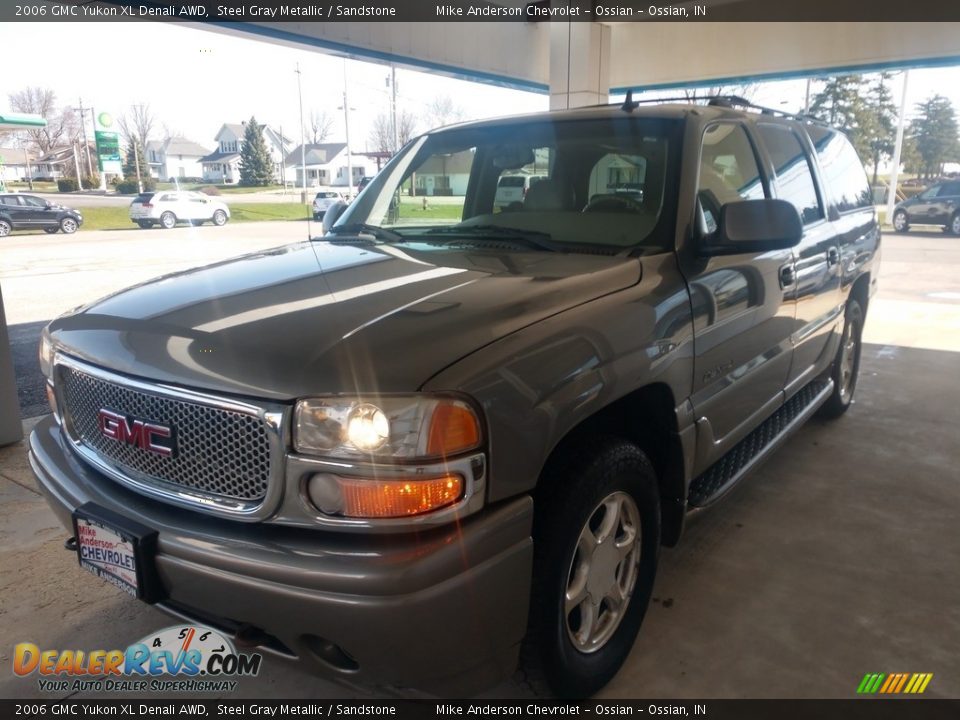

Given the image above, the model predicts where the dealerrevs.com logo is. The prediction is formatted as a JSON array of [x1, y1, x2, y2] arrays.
[[13, 625, 262, 693]]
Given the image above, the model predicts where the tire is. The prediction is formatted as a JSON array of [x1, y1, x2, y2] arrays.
[[160, 212, 177, 229], [519, 437, 660, 698], [43, 227, 59, 234], [818, 299, 864, 419], [59, 217, 78, 234], [212, 209, 228, 226], [136, 220, 152, 229], [892, 210, 909, 233], [950, 212, 960, 236], [0, 219, 11, 237]]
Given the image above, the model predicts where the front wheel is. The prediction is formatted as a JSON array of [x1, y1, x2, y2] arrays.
[[160, 211, 177, 229], [519, 438, 660, 698], [950, 212, 960, 236], [818, 299, 864, 419], [59, 217, 78, 234], [212, 209, 228, 226], [892, 210, 909, 233]]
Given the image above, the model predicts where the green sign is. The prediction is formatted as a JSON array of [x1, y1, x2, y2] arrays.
[[93, 109, 122, 174]]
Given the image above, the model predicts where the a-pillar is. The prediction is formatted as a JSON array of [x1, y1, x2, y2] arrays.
[[549, 22, 611, 110], [0, 286, 23, 446]]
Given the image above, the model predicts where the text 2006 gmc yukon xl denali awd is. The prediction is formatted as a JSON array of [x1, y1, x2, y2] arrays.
[[30, 98, 879, 697]]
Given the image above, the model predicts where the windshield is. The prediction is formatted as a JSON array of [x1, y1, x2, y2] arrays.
[[333, 116, 683, 253]]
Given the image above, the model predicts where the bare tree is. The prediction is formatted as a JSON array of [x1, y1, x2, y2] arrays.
[[423, 94, 464, 130], [7, 86, 79, 152], [308, 109, 335, 144], [369, 111, 418, 153], [118, 104, 156, 147], [681, 84, 757, 103]]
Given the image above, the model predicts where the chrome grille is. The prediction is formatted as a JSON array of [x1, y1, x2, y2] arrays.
[[58, 365, 272, 503]]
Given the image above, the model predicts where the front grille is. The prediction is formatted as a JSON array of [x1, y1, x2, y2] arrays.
[[58, 365, 272, 504]]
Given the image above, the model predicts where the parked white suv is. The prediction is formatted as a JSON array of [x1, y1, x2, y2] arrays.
[[129, 191, 230, 229], [313, 190, 346, 220]]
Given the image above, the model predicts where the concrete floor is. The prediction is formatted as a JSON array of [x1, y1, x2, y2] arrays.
[[1, 230, 958, 699]]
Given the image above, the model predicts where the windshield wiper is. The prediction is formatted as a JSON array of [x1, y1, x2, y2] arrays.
[[325, 223, 403, 243], [421, 225, 563, 253]]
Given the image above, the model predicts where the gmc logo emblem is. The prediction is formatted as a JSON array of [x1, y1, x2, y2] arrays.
[[97, 408, 176, 458]]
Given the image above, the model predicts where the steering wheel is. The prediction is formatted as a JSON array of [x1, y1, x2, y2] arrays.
[[582, 193, 644, 213]]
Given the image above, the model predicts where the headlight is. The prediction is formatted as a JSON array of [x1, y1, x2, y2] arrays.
[[294, 396, 482, 461], [38, 327, 54, 380]]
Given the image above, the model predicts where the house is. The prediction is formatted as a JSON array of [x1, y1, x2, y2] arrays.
[[414, 149, 475, 196], [31, 143, 98, 180], [142, 137, 210, 181], [284, 143, 376, 189], [0, 146, 39, 183], [199, 122, 292, 184]]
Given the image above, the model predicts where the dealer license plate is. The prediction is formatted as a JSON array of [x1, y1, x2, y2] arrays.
[[71, 503, 160, 602]]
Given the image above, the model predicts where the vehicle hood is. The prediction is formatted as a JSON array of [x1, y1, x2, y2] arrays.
[[49, 241, 641, 400]]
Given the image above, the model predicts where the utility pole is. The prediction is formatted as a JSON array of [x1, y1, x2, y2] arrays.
[[24, 147, 33, 191], [340, 60, 354, 197], [72, 142, 83, 186], [886, 70, 910, 224], [76, 99, 94, 181], [279, 125, 286, 189], [389, 67, 398, 153], [296, 63, 307, 203], [803, 78, 811, 114]]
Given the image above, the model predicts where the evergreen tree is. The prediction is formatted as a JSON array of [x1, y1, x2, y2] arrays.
[[909, 95, 960, 179], [809, 75, 871, 159], [123, 137, 145, 179], [861, 74, 898, 185], [239, 117, 274, 186]]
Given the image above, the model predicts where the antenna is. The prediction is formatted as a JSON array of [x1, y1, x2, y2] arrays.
[[620, 90, 640, 113]]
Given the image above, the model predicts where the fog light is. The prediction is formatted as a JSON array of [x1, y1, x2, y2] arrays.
[[307, 473, 464, 518]]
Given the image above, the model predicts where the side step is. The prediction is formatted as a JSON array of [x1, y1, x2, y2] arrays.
[[688, 379, 833, 508]]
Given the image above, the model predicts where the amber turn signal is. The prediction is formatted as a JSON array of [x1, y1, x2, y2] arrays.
[[426, 402, 481, 457], [310, 473, 464, 518]]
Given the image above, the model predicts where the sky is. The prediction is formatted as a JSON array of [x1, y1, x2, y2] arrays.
[[2, 21, 960, 154]]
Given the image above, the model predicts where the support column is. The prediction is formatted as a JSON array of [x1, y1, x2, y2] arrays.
[[0, 285, 23, 446], [549, 22, 611, 110]]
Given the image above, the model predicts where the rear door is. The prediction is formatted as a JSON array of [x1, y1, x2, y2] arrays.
[[755, 123, 841, 390], [682, 121, 796, 471], [0, 195, 29, 227]]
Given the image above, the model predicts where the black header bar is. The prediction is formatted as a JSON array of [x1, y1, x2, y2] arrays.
[[6, 0, 960, 23]]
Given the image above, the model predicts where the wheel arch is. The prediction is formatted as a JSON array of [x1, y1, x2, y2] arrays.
[[850, 271, 871, 317], [535, 382, 687, 547]]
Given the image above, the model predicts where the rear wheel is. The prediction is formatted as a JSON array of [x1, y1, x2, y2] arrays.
[[160, 212, 177, 229], [43, 227, 59, 234], [0, 219, 12, 237], [136, 220, 152, 229], [59, 217, 78, 234], [212, 209, 228, 226], [892, 210, 909, 233], [818, 299, 864, 419], [519, 437, 660, 698]]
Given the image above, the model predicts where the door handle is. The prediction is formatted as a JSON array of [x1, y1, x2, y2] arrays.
[[826, 247, 839, 266], [779, 264, 795, 289]]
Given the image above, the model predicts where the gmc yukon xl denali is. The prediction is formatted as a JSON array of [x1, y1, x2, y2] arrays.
[[30, 98, 880, 697]]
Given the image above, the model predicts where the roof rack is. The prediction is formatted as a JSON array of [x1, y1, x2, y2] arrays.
[[608, 93, 829, 126]]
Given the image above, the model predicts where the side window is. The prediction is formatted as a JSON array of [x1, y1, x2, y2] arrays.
[[937, 182, 960, 197], [806, 126, 872, 213], [22, 196, 47, 208], [698, 123, 765, 234], [757, 124, 823, 225]]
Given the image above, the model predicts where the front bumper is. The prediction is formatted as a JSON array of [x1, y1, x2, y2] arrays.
[[29, 415, 533, 695]]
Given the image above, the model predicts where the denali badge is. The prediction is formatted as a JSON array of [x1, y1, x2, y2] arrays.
[[97, 408, 176, 458]]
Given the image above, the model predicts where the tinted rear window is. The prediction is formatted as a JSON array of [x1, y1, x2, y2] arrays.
[[498, 177, 526, 188], [315, 192, 338, 199], [806, 127, 872, 213], [133, 193, 155, 203]]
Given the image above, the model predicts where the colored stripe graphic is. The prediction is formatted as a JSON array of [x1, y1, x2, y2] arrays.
[[857, 672, 933, 694]]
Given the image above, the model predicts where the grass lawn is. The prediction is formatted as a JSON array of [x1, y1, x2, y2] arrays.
[[75, 202, 310, 231], [396, 197, 464, 221]]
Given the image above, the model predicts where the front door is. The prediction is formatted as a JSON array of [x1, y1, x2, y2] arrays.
[[681, 122, 795, 473]]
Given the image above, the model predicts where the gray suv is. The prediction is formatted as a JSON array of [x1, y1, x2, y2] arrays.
[[30, 98, 879, 697]]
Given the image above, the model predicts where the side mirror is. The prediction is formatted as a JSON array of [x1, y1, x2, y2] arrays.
[[321, 201, 348, 234], [701, 199, 802, 256]]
